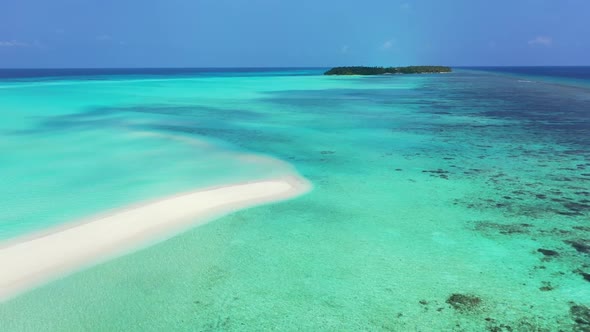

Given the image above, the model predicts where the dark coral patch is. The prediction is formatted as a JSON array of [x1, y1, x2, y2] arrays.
[[446, 293, 482, 312], [422, 169, 450, 180], [537, 248, 559, 257], [539, 282, 554, 291], [574, 270, 590, 283], [570, 303, 590, 329], [565, 240, 590, 254], [476, 222, 533, 236]]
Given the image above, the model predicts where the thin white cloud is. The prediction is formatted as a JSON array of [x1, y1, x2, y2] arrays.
[[97, 34, 126, 46], [0, 40, 29, 47], [400, 3, 411, 9], [528, 36, 552, 47], [341, 45, 349, 54], [381, 40, 395, 50], [96, 34, 113, 41]]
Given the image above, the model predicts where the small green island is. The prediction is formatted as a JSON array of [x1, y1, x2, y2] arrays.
[[324, 66, 452, 75]]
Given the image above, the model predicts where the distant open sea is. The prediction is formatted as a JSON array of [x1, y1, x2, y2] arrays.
[[0, 67, 589, 331], [465, 65, 590, 79]]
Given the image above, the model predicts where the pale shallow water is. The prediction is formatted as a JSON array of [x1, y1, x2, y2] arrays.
[[0, 68, 589, 331]]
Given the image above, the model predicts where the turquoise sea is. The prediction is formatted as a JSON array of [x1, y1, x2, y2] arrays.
[[0, 67, 589, 331]]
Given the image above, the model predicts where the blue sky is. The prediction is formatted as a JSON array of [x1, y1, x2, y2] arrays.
[[1, 0, 589, 68]]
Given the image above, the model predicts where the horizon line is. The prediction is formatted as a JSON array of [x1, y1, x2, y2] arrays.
[[1, 65, 590, 70]]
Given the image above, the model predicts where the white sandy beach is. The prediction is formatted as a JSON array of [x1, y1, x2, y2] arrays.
[[0, 176, 311, 301]]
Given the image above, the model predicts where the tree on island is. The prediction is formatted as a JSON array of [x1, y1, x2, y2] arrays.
[[324, 66, 452, 75]]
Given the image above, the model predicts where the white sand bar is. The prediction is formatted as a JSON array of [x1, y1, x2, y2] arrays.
[[0, 176, 311, 301]]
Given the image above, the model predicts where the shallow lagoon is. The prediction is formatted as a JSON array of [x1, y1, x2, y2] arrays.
[[1, 68, 589, 331]]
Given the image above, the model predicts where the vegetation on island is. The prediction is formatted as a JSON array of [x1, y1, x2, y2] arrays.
[[324, 66, 452, 75]]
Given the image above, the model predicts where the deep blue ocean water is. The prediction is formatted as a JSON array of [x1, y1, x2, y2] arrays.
[[0, 67, 325, 81], [3, 66, 590, 79], [464, 66, 590, 80]]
